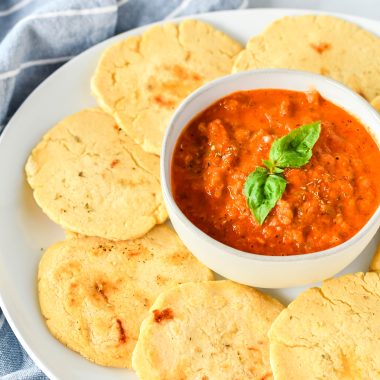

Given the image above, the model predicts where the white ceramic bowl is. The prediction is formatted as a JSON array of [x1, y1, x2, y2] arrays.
[[161, 69, 380, 288]]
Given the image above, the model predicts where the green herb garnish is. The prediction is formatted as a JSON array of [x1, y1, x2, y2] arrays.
[[244, 121, 321, 224]]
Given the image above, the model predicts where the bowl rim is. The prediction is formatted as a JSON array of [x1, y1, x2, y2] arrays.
[[161, 68, 380, 263]]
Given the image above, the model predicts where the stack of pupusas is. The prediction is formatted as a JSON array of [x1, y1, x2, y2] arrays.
[[26, 15, 380, 379], [27, 20, 284, 374]]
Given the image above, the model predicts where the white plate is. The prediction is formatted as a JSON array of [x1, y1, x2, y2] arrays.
[[0, 8, 379, 380]]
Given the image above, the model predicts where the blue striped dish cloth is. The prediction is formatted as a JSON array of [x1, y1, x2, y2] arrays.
[[0, 0, 247, 130], [0, 0, 246, 379]]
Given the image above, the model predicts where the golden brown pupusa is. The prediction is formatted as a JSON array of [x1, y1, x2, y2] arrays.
[[132, 280, 284, 379], [269, 272, 380, 380], [26, 108, 167, 240], [233, 15, 380, 105], [38, 225, 213, 367], [91, 19, 242, 155]]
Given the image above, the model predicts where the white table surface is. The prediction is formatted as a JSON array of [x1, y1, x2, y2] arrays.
[[249, 0, 380, 20]]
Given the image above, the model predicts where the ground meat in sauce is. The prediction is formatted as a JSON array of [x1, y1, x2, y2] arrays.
[[172, 89, 380, 256]]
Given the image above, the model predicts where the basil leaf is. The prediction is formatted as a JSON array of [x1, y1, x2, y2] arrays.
[[263, 159, 275, 171], [244, 168, 287, 225], [243, 167, 268, 205], [263, 159, 284, 174], [243, 121, 321, 224], [269, 121, 321, 168]]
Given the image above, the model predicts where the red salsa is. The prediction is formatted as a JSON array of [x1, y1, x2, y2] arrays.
[[172, 89, 380, 255]]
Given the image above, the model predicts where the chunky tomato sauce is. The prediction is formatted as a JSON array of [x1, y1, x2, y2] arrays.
[[172, 90, 380, 255]]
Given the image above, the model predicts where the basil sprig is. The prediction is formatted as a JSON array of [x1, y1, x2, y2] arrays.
[[244, 121, 321, 224]]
